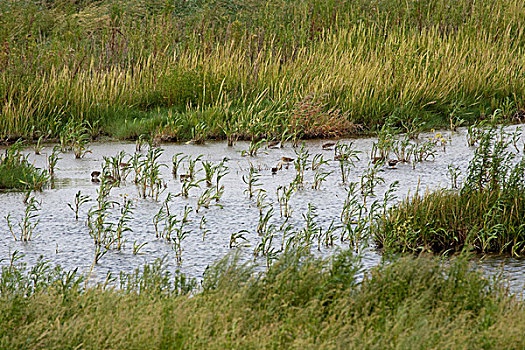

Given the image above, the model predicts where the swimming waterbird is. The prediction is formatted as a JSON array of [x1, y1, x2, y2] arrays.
[[180, 174, 191, 182], [388, 159, 400, 168], [322, 142, 336, 150], [267, 140, 281, 149], [91, 171, 101, 183]]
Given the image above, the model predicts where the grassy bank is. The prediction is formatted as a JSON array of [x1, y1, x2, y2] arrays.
[[0, 0, 524, 142], [0, 250, 523, 349], [375, 125, 525, 255]]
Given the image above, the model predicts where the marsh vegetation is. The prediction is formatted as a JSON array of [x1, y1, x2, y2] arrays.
[[0, 249, 523, 349], [0, 0, 523, 143], [0, 140, 49, 190], [1, 0, 525, 348]]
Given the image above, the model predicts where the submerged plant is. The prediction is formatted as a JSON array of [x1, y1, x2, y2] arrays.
[[448, 165, 461, 189], [215, 158, 229, 193], [391, 136, 413, 163], [255, 189, 269, 215], [172, 206, 192, 265], [311, 153, 326, 171], [335, 142, 360, 184], [132, 241, 148, 255], [191, 122, 208, 144], [135, 134, 149, 152], [136, 147, 166, 199], [196, 187, 223, 212], [412, 139, 438, 166], [242, 139, 266, 157], [253, 226, 277, 262], [179, 177, 203, 198], [295, 203, 320, 254], [257, 207, 274, 236], [230, 230, 249, 249], [172, 152, 187, 178], [276, 184, 295, 217], [86, 187, 132, 254], [102, 151, 130, 185], [221, 121, 239, 147], [47, 145, 61, 177], [200, 216, 210, 241], [34, 135, 45, 155], [153, 197, 191, 263], [67, 190, 90, 220], [293, 143, 310, 187], [360, 161, 385, 205], [448, 102, 466, 131], [60, 120, 91, 158], [72, 130, 91, 159], [186, 155, 203, 180], [318, 219, 340, 250], [201, 160, 216, 187], [279, 219, 295, 251], [114, 199, 134, 251], [153, 193, 175, 239], [6, 196, 40, 241], [243, 165, 260, 199], [372, 124, 397, 160]]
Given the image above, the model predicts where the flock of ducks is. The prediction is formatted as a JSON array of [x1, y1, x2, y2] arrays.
[[90, 142, 401, 182]]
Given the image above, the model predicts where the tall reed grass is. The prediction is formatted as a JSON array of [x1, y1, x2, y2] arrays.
[[0, 0, 524, 141]]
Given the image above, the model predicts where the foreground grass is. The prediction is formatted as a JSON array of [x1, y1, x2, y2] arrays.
[[0, 0, 524, 142], [0, 251, 523, 349], [375, 125, 525, 256]]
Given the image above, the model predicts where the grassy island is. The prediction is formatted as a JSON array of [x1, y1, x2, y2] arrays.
[[375, 125, 525, 255]]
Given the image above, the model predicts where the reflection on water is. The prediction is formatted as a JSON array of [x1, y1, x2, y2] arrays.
[[0, 127, 523, 296]]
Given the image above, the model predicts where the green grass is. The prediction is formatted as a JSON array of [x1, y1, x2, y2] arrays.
[[375, 188, 525, 255], [0, 141, 48, 190], [0, 0, 524, 141], [0, 250, 523, 349], [375, 125, 525, 255]]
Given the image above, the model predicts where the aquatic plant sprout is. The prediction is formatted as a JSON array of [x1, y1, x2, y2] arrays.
[[67, 190, 90, 221], [6, 196, 40, 242]]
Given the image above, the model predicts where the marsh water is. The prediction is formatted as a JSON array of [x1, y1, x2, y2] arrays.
[[0, 127, 524, 295]]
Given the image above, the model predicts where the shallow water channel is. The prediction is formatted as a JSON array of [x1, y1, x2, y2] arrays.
[[1, 127, 524, 295]]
